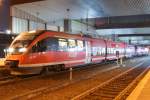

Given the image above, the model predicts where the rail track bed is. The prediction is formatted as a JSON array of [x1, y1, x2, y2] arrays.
[[29, 57, 149, 100], [78, 64, 149, 100], [0, 57, 148, 100]]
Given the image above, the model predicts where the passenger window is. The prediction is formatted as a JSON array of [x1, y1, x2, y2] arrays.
[[92, 47, 97, 56], [58, 39, 68, 51], [77, 40, 84, 51], [46, 37, 58, 51], [31, 39, 47, 53], [68, 39, 76, 51], [107, 48, 110, 54], [99, 47, 102, 55], [102, 48, 106, 55], [68, 39, 76, 48]]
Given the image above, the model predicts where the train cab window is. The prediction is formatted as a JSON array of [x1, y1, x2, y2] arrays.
[[77, 40, 84, 51], [32, 44, 38, 53], [58, 39, 68, 51]]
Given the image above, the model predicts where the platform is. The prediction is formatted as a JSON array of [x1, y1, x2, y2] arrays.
[[0, 58, 5, 67], [127, 69, 150, 100]]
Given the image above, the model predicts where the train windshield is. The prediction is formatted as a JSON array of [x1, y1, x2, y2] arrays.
[[12, 40, 32, 48], [8, 30, 44, 54]]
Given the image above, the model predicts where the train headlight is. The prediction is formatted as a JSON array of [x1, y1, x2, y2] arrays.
[[19, 48, 27, 52], [7, 48, 14, 53]]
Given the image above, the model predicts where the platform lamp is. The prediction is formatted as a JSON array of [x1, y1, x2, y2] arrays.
[[6, 30, 11, 34]]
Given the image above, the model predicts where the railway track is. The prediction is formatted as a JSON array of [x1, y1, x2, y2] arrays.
[[72, 62, 149, 100], [0, 60, 115, 87], [0, 56, 144, 87], [10, 58, 146, 100], [0, 57, 147, 100], [0, 76, 14, 81], [0, 75, 32, 86]]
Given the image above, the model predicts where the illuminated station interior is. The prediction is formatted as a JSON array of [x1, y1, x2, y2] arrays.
[[1, 0, 150, 100]]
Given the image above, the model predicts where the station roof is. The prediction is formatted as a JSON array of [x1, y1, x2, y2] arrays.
[[12, 0, 150, 45]]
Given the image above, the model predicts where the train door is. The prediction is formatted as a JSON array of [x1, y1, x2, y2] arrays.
[[85, 41, 91, 63], [116, 51, 119, 57]]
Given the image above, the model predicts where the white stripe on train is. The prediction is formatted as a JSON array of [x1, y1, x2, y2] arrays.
[[19, 59, 86, 67]]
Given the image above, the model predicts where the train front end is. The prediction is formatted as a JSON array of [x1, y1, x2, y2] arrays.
[[4, 30, 43, 75]]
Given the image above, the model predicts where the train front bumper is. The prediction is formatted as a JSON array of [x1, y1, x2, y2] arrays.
[[4, 60, 19, 69]]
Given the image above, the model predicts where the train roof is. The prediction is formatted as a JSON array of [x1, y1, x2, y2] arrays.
[[20, 30, 127, 44]]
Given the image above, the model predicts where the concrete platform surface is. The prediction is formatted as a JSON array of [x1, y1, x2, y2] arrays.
[[0, 58, 5, 67], [127, 69, 150, 100]]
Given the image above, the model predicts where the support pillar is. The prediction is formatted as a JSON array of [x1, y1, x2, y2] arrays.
[[0, 0, 11, 32], [64, 19, 72, 33], [44, 23, 47, 30], [57, 26, 60, 32], [27, 19, 30, 31]]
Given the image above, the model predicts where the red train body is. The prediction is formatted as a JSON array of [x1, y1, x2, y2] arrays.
[[4, 30, 149, 75]]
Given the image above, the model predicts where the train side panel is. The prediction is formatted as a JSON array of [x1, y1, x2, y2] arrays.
[[91, 39, 106, 63], [19, 31, 87, 68]]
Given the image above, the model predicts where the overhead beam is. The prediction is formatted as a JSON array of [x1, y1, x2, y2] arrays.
[[117, 33, 150, 37], [93, 14, 150, 29], [0, 0, 11, 32], [10, 0, 45, 6]]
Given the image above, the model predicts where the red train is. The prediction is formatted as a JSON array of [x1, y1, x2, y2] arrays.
[[4, 30, 149, 75]]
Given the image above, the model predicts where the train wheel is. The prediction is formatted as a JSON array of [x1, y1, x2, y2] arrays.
[[40, 67, 49, 74], [53, 64, 65, 72]]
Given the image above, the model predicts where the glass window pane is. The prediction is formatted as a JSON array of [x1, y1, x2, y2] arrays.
[[68, 39, 76, 48], [58, 39, 68, 51], [77, 40, 84, 51]]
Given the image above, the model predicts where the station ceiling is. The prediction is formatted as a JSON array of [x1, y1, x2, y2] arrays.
[[12, 0, 150, 45], [13, 0, 150, 21]]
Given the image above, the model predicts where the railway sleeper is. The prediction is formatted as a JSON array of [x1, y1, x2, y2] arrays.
[[83, 96, 108, 100], [110, 82, 129, 86], [98, 94, 116, 99], [111, 79, 131, 83], [100, 88, 123, 92], [92, 90, 120, 96], [100, 90, 120, 95], [113, 80, 132, 84], [103, 85, 127, 90], [89, 92, 115, 99]]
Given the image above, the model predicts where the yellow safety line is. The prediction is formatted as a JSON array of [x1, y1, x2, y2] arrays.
[[127, 69, 150, 100]]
